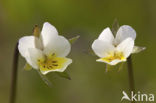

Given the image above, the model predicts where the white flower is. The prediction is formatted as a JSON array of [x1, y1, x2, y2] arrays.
[[18, 22, 72, 75], [92, 25, 136, 65]]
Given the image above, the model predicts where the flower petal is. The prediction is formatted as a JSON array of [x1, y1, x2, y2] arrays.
[[109, 59, 124, 65], [40, 22, 58, 47], [18, 36, 41, 58], [116, 38, 134, 58], [98, 27, 114, 43], [43, 36, 71, 57], [40, 58, 72, 75], [96, 59, 123, 65], [92, 39, 115, 58], [115, 25, 136, 44], [27, 48, 44, 69]]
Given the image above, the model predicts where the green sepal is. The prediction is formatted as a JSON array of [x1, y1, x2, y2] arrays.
[[111, 18, 120, 35], [132, 46, 146, 54], [37, 70, 53, 87], [118, 62, 125, 72], [105, 64, 115, 72], [105, 62, 125, 72], [55, 71, 71, 80], [69, 35, 80, 45], [24, 63, 32, 71]]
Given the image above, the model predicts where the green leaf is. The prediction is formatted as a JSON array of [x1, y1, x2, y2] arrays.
[[24, 63, 32, 71], [132, 46, 146, 54], [69, 35, 80, 45], [111, 18, 120, 35], [37, 70, 53, 87], [56, 71, 71, 80]]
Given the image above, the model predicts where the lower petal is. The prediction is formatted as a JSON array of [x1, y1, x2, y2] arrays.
[[96, 58, 126, 65], [39, 57, 72, 75]]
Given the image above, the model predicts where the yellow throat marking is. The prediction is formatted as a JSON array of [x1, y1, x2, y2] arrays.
[[101, 52, 125, 63], [38, 53, 67, 71]]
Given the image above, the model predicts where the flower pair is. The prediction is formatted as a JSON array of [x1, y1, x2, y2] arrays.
[[18, 22, 144, 75]]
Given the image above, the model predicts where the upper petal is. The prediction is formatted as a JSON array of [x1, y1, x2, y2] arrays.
[[40, 22, 58, 47], [115, 25, 136, 44], [116, 38, 134, 58], [43, 36, 71, 57], [18, 36, 41, 58], [92, 39, 115, 58], [98, 27, 114, 43]]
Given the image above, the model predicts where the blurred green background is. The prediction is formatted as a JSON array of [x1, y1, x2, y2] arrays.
[[0, 0, 156, 103]]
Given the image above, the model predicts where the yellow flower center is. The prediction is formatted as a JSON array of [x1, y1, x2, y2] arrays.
[[37, 53, 68, 72], [101, 52, 126, 63]]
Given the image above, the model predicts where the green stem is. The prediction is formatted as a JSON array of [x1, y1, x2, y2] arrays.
[[127, 56, 135, 103], [9, 43, 19, 103]]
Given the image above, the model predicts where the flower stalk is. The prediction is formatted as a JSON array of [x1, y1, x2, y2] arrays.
[[9, 42, 19, 103], [127, 56, 135, 103]]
